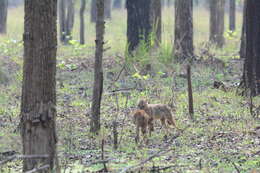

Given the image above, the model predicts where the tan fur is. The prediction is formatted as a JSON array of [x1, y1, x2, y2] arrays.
[[138, 99, 178, 133], [132, 109, 153, 144]]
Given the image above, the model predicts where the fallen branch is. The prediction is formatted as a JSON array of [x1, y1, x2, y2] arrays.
[[0, 154, 49, 166], [148, 164, 187, 172], [25, 164, 50, 173], [85, 158, 114, 167], [118, 148, 173, 173]]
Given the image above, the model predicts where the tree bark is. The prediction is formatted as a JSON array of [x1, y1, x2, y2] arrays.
[[126, 0, 152, 53], [21, 0, 59, 172], [0, 0, 8, 34], [209, 0, 225, 48], [80, 0, 86, 44], [90, 0, 105, 134], [241, 0, 260, 95], [150, 0, 162, 47], [240, 0, 246, 59], [229, 0, 236, 31], [174, 0, 194, 60]]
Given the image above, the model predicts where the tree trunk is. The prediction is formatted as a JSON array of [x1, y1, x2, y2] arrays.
[[104, 0, 111, 19], [80, 0, 86, 45], [91, 0, 111, 23], [150, 0, 162, 47], [174, 0, 194, 60], [90, 0, 105, 134], [113, 0, 122, 9], [209, 0, 225, 48], [229, 0, 236, 31], [126, 0, 152, 53], [21, 0, 59, 172], [91, 0, 97, 22], [58, 0, 74, 44], [65, 0, 74, 43], [241, 0, 260, 95], [59, 0, 66, 42], [167, 0, 173, 7], [240, 0, 246, 59], [0, 0, 8, 34]]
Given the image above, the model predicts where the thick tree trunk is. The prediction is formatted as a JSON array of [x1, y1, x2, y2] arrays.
[[240, 0, 246, 59], [59, 0, 66, 42], [174, 0, 194, 60], [150, 0, 161, 47], [209, 0, 225, 48], [0, 0, 8, 34], [113, 0, 122, 9], [229, 0, 236, 31], [126, 0, 152, 53], [80, 0, 86, 45], [242, 0, 260, 95], [21, 0, 59, 172], [90, 0, 105, 134]]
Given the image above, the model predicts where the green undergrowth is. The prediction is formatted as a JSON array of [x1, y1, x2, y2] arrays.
[[1, 5, 259, 173]]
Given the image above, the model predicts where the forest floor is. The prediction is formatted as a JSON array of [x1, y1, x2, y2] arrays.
[[1, 6, 260, 173]]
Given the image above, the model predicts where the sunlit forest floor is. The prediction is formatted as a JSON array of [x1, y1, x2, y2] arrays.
[[1, 5, 260, 173]]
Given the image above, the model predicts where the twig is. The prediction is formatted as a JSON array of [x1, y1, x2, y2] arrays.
[[231, 162, 240, 173], [0, 154, 49, 165], [25, 165, 50, 173], [104, 90, 132, 96], [118, 95, 130, 146], [113, 64, 126, 83], [198, 158, 202, 170], [101, 139, 108, 172], [252, 150, 260, 157], [187, 65, 194, 120], [103, 47, 111, 52]]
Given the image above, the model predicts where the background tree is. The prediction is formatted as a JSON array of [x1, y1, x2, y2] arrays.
[[104, 0, 111, 19], [79, 0, 86, 44], [0, 0, 8, 34], [209, 0, 225, 48], [91, 0, 111, 22], [126, 0, 152, 53], [229, 0, 236, 31], [21, 0, 59, 172], [241, 0, 260, 95], [113, 0, 122, 9], [59, 0, 66, 42], [65, 0, 75, 42], [150, 0, 162, 47], [58, 0, 75, 44], [240, 0, 246, 59], [90, 0, 105, 133], [174, 0, 194, 60]]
